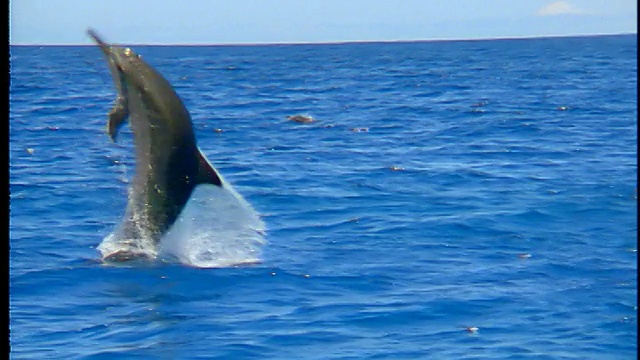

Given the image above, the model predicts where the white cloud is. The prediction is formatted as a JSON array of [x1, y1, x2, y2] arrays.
[[537, 1, 585, 16]]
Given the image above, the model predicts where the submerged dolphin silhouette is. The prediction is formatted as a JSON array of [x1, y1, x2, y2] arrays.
[[88, 29, 224, 261]]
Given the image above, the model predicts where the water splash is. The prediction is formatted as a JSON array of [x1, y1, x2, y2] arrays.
[[98, 178, 266, 268], [160, 181, 267, 268]]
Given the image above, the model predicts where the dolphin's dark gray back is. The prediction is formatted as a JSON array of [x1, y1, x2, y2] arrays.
[[88, 29, 223, 252]]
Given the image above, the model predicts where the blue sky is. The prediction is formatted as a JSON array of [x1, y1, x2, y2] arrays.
[[10, 0, 637, 45]]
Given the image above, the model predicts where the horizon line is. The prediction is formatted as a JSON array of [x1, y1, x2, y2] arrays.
[[9, 32, 636, 47]]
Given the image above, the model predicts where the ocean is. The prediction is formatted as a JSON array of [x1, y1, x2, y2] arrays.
[[9, 34, 637, 359]]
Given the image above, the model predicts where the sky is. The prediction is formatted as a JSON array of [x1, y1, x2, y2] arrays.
[[9, 0, 638, 45]]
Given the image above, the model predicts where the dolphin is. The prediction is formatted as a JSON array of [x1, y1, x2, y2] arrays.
[[88, 29, 224, 261]]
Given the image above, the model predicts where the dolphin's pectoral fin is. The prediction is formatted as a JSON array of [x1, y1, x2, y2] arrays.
[[106, 95, 129, 142], [196, 149, 223, 187]]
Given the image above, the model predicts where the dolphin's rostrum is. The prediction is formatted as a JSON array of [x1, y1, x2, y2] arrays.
[[88, 29, 224, 261]]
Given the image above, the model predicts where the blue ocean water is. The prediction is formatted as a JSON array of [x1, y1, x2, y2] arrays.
[[9, 34, 637, 359]]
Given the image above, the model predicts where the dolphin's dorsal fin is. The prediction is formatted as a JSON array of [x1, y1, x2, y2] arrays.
[[196, 149, 223, 187]]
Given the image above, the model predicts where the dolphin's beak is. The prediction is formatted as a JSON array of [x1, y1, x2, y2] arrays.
[[87, 28, 112, 56]]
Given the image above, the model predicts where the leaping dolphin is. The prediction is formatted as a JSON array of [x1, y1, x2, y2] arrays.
[[88, 29, 224, 262]]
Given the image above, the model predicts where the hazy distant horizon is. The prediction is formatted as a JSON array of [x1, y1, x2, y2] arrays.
[[9, 32, 636, 47], [10, 1, 637, 46]]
